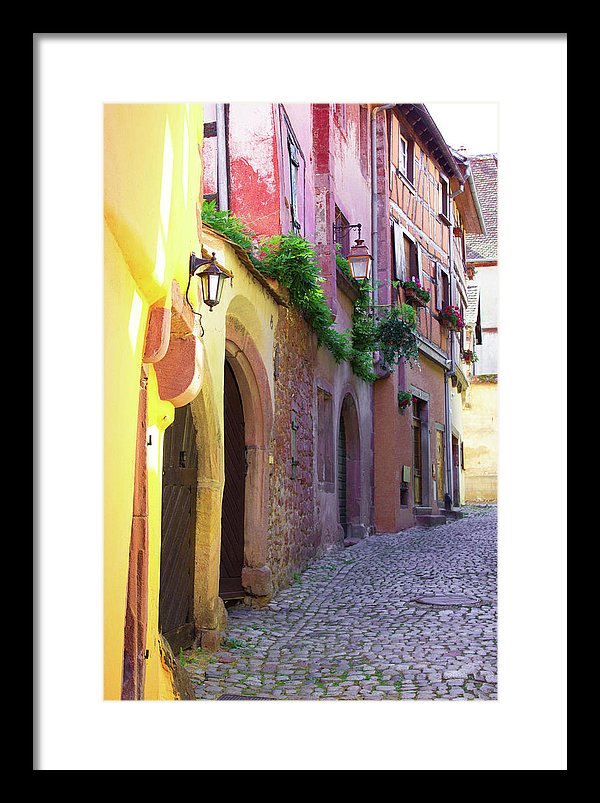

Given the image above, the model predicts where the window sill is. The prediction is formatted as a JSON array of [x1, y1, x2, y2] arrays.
[[397, 171, 417, 194], [438, 212, 452, 227]]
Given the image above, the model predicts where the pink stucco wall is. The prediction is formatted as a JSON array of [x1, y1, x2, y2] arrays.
[[228, 103, 281, 237], [226, 103, 376, 548]]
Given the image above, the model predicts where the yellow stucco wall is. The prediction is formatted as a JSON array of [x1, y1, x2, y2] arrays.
[[449, 380, 466, 505], [189, 230, 280, 636], [104, 103, 204, 700], [104, 104, 283, 699], [462, 381, 498, 502]]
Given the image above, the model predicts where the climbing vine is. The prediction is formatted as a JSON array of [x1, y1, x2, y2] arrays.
[[201, 200, 419, 381]]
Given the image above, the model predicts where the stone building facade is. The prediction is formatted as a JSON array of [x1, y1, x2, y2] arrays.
[[103, 102, 489, 698], [373, 104, 485, 532]]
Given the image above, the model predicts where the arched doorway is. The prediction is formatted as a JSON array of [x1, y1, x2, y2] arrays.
[[338, 413, 348, 534], [338, 393, 361, 538], [219, 358, 246, 600], [159, 402, 198, 652]]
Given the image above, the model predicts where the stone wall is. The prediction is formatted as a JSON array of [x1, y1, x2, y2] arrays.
[[268, 304, 318, 592]]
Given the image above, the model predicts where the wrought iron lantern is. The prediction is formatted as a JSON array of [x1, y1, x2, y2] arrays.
[[333, 221, 373, 282], [188, 251, 229, 311], [347, 238, 373, 281]]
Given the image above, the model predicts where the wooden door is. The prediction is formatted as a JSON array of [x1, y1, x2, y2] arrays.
[[219, 360, 246, 600], [452, 436, 460, 506], [338, 414, 347, 532], [159, 403, 197, 653], [436, 429, 445, 504], [412, 411, 422, 506]]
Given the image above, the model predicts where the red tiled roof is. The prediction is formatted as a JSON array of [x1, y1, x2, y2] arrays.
[[465, 154, 497, 262]]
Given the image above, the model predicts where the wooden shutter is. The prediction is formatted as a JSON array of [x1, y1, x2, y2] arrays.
[[416, 246, 423, 284], [392, 221, 405, 280], [435, 262, 443, 311], [403, 235, 413, 281]]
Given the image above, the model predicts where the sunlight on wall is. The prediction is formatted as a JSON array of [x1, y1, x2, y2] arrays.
[[128, 289, 143, 354], [160, 118, 174, 236], [154, 117, 174, 288], [182, 107, 189, 209]]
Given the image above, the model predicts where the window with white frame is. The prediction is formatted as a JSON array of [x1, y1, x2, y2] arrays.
[[392, 222, 421, 283], [288, 136, 301, 234], [438, 174, 451, 223], [399, 132, 414, 183]]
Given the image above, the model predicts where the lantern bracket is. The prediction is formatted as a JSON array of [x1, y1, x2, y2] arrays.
[[333, 222, 362, 241]]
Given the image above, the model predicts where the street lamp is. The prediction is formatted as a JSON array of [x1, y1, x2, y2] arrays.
[[187, 251, 230, 312], [332, 221, 373, 282], [347, 238, 373, 281]]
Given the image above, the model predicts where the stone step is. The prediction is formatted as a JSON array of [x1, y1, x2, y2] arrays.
[[415, 514, 447, 527]]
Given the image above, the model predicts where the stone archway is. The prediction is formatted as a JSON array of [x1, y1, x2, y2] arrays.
[[224, 317, 274, 607], [338, 392, 361, 538], [188, 362, 227, 650]]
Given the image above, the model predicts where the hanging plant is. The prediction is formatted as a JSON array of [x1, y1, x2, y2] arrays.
[[462, 348, 478, 364], [438, 304, 465, 332], [375, 303, 419, 368], [201, 200, 421, 384], [397, 390, 413, 410]]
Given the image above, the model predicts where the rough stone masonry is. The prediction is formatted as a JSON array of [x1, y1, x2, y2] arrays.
[[183, 505, 497, 700]]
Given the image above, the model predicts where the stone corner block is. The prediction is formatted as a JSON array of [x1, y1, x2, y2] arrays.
[[241, 565, 273, 598], [198, 629, 223, 652], [350, 523, 368, 540]]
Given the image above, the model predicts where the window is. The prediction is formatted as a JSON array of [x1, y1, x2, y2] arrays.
[[317, 388, 334, 485], [439, 174, 450, 223], [404, 232, 421, 283], [392, 223, 421, 283], [281, 108, 305, 237], [399, 132, 414, 183], [399, 135, 408, 175], [435, 262, 450, 311], [288, 136, 301, 234], [334, 206, 351, 259]]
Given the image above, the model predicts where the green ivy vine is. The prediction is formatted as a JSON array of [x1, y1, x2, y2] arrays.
[[201, 200, 419, 382]]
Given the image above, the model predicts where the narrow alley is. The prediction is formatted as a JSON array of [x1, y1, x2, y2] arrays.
[[183, 505, 497, 701]]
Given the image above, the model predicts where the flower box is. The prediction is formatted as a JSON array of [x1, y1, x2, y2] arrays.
[[397, 390, 413, 411], [401, 279, 430, 308], [403, 286, 429, 308], [438, 305, 465, 332]]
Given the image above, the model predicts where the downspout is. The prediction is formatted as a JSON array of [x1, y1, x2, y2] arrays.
[[371, 104, 395, 310], [216, 103, 229, 211], [443, 179, 465, 508], [370, 104, 395, 531]]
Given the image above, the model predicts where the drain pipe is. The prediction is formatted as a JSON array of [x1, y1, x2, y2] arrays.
[[216, 103, 229, 211], [371, 104, 395, 310], [370, 104, 395, 532], [443, 179, 466, 508]]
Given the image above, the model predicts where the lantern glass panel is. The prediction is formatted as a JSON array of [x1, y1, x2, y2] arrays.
[[349, 255, 371, 280], [200, 269, 225, 308]]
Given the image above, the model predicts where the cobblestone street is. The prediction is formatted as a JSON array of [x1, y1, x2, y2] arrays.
[[183, 505, 497, 701]]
